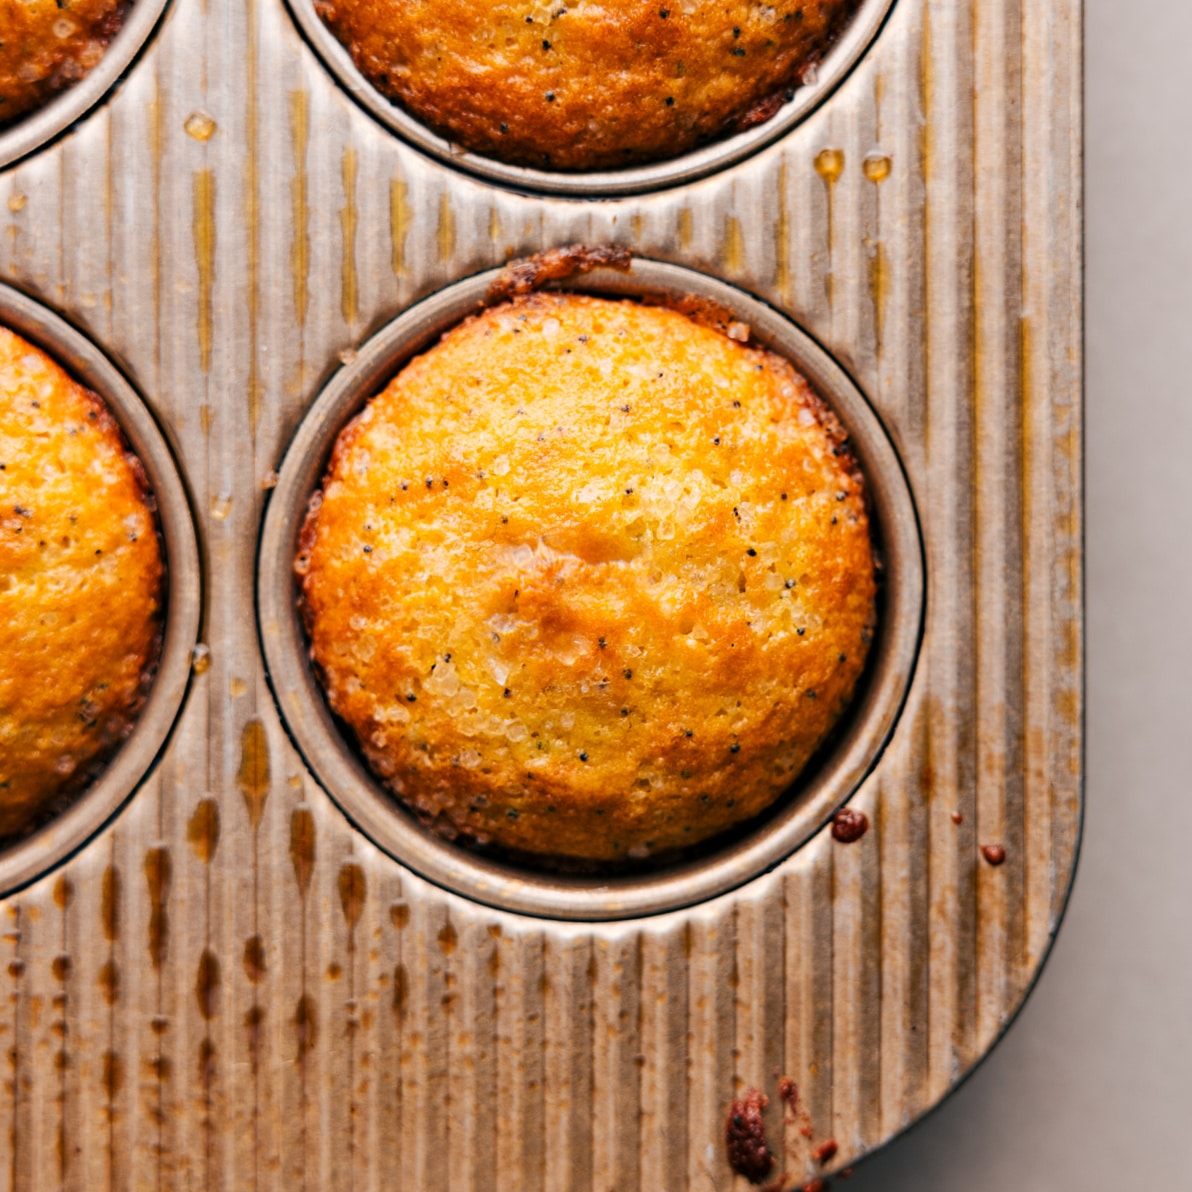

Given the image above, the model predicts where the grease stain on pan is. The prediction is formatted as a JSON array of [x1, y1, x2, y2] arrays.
[[340, 147, 359, 328], [390, 178, 413, 279], [243, 935, 267, 984], [98, 960, 119, 1006], [187, 798, 221, 863], [193, 169, 217, 374], [195, 949, 220, 1020], [338, 861, 366, 943], [294, 993, 317, 1060], [238, 718, 271, 832], [290, 806, 316, 896], [144, 846, 171, 969]]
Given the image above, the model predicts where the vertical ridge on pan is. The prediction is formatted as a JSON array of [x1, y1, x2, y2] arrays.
[[296, 48, 354, 1192], [265, 18, 320, 1188], [830, 777, 884, 1164], [51, 114, 100, 1192], [376, 864, 406, 1192], [540, 930, 593, 1191], [1021, 1, 1083, 942], [115, 47, 163, 1191], [592, 930, 643, 1192], [685, 906, 734, 1190], [200, 0, 248, 1176], [1056, 2, 1083, 906], [780, 835, 834, 1182], [451, 902, 500, 1192], [150, 10, 208, 1182], [971, 0, 1027, 1041], [174, 0, 225, 1172], [920, 0, 980, 1099], [20, 898, 48, 1192], [0, 906, 17, 1188], [227, 0, 268, 1182], [397, 882, 446, 1188], [874, 0, 932, 1142], [506, 925, 548, 1192], [638, 921, 688, 1192], [818, 46, 886, 1173], [734, 879, 787, 1176]]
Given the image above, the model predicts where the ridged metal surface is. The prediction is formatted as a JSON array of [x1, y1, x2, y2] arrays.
[[0, 0, 1082, 1186]]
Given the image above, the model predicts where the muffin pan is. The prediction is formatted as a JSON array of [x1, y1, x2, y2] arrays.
[[0, 0, 1081, 1186], [259, 257, 924, 920], [0, 281, 200, 896]]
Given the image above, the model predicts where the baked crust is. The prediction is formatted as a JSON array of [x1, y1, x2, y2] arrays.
[[314, 0, 864, 171], [297, 293, 876, 862], [0, 0, 127, 126], [0, 327, 163, 836], [0, 0, 127, 127]]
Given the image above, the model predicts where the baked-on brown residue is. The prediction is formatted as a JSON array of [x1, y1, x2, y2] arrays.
[[0, 0, 128, 127], [831, 807, 869, 843], [981, 843, 1007, 867], [314, 0, 865, 171], [726, 1088, 774, 1184], [813, 1139, 839, 1163], [486, 244, 633, 303]]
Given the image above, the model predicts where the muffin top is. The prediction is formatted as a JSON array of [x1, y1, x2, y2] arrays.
[[0, 0, 127, 127], [297, 293, 876, 863], [314, 0, 864, 172], [0, 327, 163, 836]]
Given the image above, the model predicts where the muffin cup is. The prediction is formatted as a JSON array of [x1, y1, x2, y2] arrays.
[[0, 283, 201, 895], [285, 0, 896, 197], [0, 0, 171, 171], [258, 256, 923, 920]]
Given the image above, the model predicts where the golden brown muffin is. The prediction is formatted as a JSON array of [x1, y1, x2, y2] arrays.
[[298, 293, 875, 863], [0, 0, 127, 128], [0, 328, 163, 836], [315, 0, 864, 171]]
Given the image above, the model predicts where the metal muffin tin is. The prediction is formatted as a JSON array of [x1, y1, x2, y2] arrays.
[[0, 0, 1082, 1186], [259, 257, 924, 921], [0, 282, 200, 897]]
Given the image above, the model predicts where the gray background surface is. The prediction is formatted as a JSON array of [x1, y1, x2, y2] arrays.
[[846, 2, 1192, 1187]]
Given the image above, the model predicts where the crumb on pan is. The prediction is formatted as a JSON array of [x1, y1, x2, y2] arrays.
[[812, 1138, 838, 1164], [487, 244, 633, 303], [830, 806, 869, 843], [981, 843, 1007, 866], [726, 1087, 774, 1184]]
